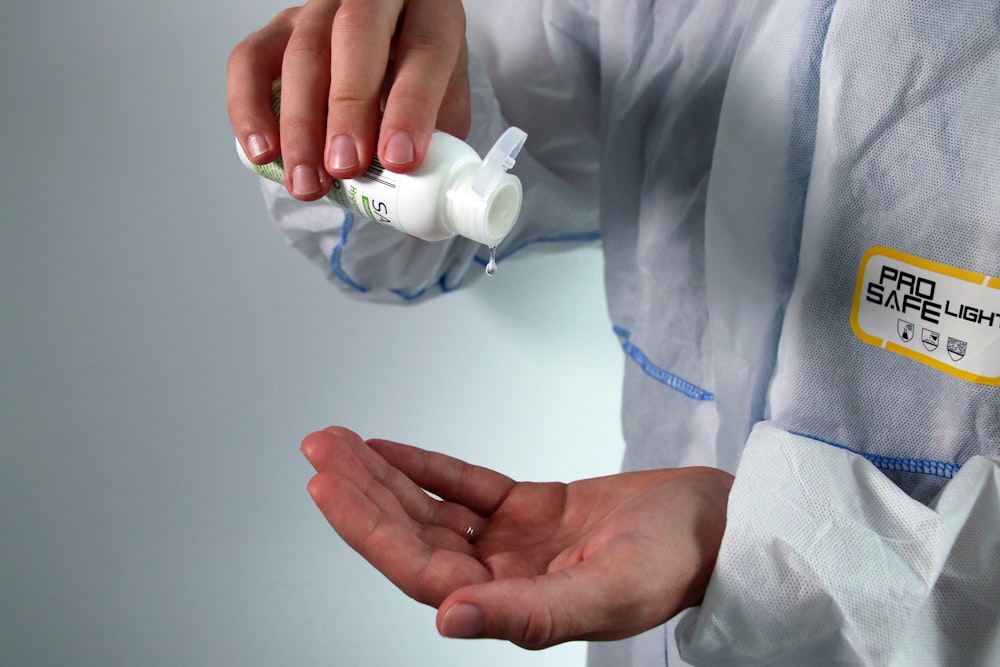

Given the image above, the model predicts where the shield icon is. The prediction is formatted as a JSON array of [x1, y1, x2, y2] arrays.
[[897, 319, 914, 342], [947, 337, 967, 362], [921, 328, 939, 351]]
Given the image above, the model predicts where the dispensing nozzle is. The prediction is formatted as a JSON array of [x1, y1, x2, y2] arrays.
[[470, 127, 528, 201]]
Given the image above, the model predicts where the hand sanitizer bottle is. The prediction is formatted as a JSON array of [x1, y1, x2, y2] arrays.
[[236, 86, 527, 250]]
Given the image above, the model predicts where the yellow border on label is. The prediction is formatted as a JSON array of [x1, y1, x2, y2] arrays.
[[850, 246, 1000, 386]]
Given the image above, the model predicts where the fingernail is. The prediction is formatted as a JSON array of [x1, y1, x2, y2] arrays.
[[441, 604, 485, 639], [384, 132, 415, 166], [291, 165, 323, 196], [247, 133, 269, 160], [328, 135, 359, 171]]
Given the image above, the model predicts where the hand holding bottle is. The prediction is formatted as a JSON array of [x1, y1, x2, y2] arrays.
[[227, 0, 470, 201]]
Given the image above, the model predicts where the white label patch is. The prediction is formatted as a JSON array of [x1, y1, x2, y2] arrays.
[[852, 247, 1000, 385]]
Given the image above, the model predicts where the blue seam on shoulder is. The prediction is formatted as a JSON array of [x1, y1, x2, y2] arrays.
[[438, 271, 461, 294], [328, 213, 431, 301], [331, 226, 600, 300], [328, 212, 370, 294], [473, 230, 602, 266], [790, 430, 961, 480], [390, 261, 467, 299], [613, 325, 715, 401], [389, 286, 428, 301]]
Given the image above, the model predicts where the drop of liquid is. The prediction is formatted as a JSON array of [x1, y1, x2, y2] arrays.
[[485, 246, 498, 277]]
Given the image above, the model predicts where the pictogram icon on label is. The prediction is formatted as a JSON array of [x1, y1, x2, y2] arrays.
[[897, 319, 914, 342], [921, 328, 939, 351], [851, 246, 1000, 385]]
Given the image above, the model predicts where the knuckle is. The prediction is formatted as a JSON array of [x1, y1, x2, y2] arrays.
[[284, 30, 329, 63], [412, 0, 467, 28], [389, 88, 440, 117], [512, 596, 560, 650], [399, 25, 462, 69], [285, 5, 339, 58], [227, 40, 253, 67], [280, 116, 320, 138], [516, 612, 558, 651], [275, 5, 303, 24], [326, 84, 373, 108], [334, 1, 384, 30], [227, 40, 268, 81], [402, 26, 448, 54]]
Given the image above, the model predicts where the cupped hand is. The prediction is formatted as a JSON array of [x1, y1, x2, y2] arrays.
[[301, 427, 732, 650], [227, 0, 470, 200]]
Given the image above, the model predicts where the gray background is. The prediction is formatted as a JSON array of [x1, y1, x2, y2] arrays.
[[0, 1, 624, 666]]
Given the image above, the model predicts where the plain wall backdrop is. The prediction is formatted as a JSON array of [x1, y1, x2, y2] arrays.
[[0, 1, 624, 666]]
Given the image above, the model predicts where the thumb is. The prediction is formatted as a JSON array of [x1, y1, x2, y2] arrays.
[[435, 546, 675, 650]]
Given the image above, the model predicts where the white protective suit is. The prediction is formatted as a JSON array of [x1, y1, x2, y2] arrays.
[[256, 0, 1000, 665]]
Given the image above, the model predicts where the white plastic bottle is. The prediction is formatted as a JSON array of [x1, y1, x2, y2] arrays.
[[236, 88, 527, 250]]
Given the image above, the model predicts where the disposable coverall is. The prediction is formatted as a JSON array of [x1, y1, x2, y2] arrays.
[[255, 0, 1000, 664]]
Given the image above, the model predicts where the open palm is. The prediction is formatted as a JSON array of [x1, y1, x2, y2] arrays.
[[301, 427, 731, 649]]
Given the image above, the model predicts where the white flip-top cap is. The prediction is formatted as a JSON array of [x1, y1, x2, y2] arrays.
[[446, 127, 527, 247], [471, 127, 527, 199]]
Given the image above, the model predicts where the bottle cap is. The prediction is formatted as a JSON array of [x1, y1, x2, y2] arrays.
[[446, 127, 527, 247], [472, 127, 527, 199]]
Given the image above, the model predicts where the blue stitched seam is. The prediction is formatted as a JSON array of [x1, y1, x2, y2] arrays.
[[388, 286, 428, 301], [331, 224, 601, 300], [790, 430, 961, 480], [437, 266, 464, 294], [613, 325, 715, 401], [328, 212, 369, 294]]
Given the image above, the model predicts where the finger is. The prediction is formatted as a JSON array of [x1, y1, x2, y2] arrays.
[[324, 0, 403, 177], [302, 430, 479, 553], [377, 0, 467, 171], [434, 39, 471, 140], [301, 428, 488, 539], [307, 462, 476, 555], [300, 426, 366, 472], [227, 9, 298, 164], [307, 470, 492, 606], [367, 438, 516, 516], [278, 0, 340, 199], [437, 539, 677, 649]]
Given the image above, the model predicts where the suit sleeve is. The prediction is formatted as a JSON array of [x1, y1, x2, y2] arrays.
[[677, 422, 1000, 666]]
